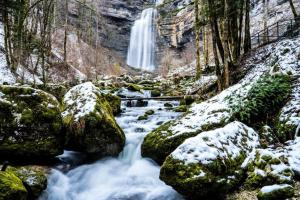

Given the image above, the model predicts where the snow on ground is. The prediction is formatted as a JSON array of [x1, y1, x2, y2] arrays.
[[62, 82, 100, 121], [0, 23, 16, 84], [171, 121, 260, 165], [167, 37, 300, 138]]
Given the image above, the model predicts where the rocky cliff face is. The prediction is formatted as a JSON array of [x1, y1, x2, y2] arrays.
[[63, 0, 151, 58], [60, 0, 299, 69], [157, 0, 194, 49]]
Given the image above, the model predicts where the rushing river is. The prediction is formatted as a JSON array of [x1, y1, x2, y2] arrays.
[[40, 94, 183, 200]]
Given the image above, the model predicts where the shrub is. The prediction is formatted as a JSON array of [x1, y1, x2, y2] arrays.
[[232, 74, 291, 125]]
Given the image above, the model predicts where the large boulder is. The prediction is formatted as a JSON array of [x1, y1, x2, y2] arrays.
[[0, 170, 28, 200], [160, 121, 260, 199], [7, 166, 48, 199], [0, 85, 64, 161], [62, 82, 125, 158]]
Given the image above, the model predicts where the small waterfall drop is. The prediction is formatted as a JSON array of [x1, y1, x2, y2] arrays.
[[126, 5, 158, 71], [40, 90, 183, 200]]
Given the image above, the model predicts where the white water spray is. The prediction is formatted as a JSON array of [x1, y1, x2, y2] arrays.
[[295, 122, 300, 140], [40, 90, 183, 200], [126, 6, 157, 71]]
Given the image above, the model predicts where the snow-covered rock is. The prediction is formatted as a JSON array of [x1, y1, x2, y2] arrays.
[[62, 82, 125, 158], [160, 121, 260, 199], [242, 149, 294, 188], [242, 137, 300, 189], [257, 184, 294, 200], [142, 37, 300, 164]]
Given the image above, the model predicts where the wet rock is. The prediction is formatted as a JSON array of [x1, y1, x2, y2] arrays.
[[0, 170, 27, 200], [7, 166, 48, 199], [150, 90, 161, 97], [145, 110, 155, 115], [164, 103, 173, 108], [127, 84, 142, 92], [138, 115, 148, 121], [136, 100, 148, 107]]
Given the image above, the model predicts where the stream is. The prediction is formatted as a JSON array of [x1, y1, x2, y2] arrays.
[[40, 92, 184, 200]]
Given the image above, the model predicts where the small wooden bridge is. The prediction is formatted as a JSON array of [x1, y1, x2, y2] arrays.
[[121, 96, 185, 101], [120, 94, 201, 101]]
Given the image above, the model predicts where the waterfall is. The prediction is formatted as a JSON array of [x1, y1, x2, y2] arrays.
[[126, 7, 157, 71]]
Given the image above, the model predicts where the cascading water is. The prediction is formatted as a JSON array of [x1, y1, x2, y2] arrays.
[[126, 4, 158, 71], [40, 90, 183, 200]]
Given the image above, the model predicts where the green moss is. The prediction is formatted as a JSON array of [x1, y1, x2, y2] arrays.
[[0, 171, 27, 200], [7, 166, 47, 199], [62, 84, 125, 159], [160, 152, 247, 198], [0, 85, 64, 161], [164, 103, 173, 108], [174, 105, 187, 112], [127, 84, 142, 92], [103, 93, 121, 115], [145, 110, 155, 115], [150, 90, 161, 97], [138, 115, 148, 121]]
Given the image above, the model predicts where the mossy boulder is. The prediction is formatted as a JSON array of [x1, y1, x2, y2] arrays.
[[164, 103, 173, 108], [103, 93, 121, 115], [138, 115, 148, 121], [7, 166, 48, 199], [174, 105, 187, 112], [127, 84, 142, 92], [0, 85, 64, 162], [62, 82, 125, 159], [36, 84, 68, 102], [150, 90, 161, 97], [145, 110, 155, 115], [0, 170, 28, 200], [257, 184, 294, 200], [160, 122, 260, 199]]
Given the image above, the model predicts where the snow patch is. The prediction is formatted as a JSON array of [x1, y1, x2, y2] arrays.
[[171, 121, 260, 165], [260, 184, 292, 194], [62, 82, 100, 121]]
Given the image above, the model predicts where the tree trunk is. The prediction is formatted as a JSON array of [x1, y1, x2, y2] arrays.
[[195, 0, 201, 79], [210, 20, 222, 91], [288, 0, 298, 18], [223, 0, 230, 88], [244, 0, 251, 52], [63, 0, 68, 64], [203, 25, 209, 68]]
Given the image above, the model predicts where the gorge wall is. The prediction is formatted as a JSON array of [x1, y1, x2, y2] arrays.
[[59, 0, 299, 72]]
